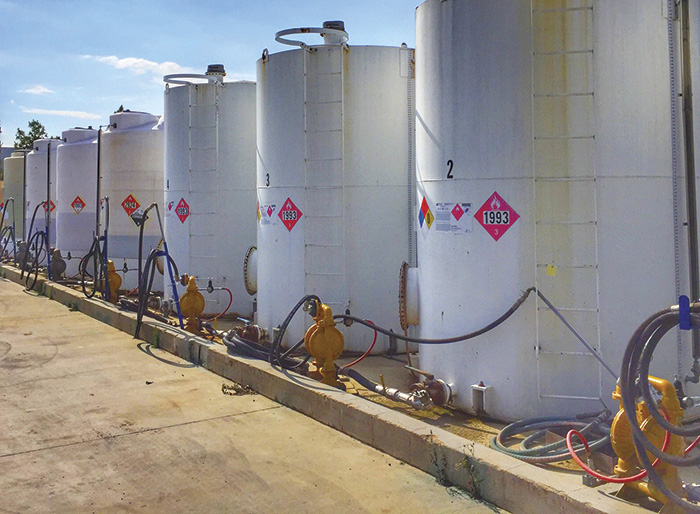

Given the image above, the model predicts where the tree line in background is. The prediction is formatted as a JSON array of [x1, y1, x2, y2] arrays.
[[0, 120, 56, 181], [15, 120, 58, 149]]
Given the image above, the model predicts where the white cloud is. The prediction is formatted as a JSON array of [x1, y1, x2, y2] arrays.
[[10, 99, 15, 105], [83, 55, 195, 78], [19, 85, 54, 95], [21, 107, 101, 120]]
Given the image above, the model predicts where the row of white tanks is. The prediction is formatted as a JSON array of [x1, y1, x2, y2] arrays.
[[3, 4, 699, 421]]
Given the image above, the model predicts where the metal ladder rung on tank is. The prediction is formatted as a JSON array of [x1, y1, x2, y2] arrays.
[[187, 84, 220, 303], [532, 0, 602, 405], [303, 46, 347, 313]]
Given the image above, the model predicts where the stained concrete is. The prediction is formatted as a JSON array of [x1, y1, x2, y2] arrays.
[[0, 278, 499, 513]]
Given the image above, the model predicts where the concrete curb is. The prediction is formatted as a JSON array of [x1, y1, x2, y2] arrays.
[[0, 263, 642, 513]]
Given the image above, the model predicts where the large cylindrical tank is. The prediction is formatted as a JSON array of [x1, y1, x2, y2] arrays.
[[101, 111, 164, 290], [256, 23, 416, 352], [2, 151, 26, 239], [164, 67, 257, 316], [56, 127, 98, 277], [411, 0, 699, 421], [25, 139, 58, 246]]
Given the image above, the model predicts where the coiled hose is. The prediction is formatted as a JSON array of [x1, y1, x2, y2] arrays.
[[78, 236, 106, 299], [619, 305, 700, 511], [134, 248, 178, 338], [490, 411, 611, 464], [222, 331, 310, 371], [20, 203, 49, 291], [267, 295, 321, 369]]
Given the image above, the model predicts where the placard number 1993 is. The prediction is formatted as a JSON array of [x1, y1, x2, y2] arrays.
[[483, 211, 509, 225]]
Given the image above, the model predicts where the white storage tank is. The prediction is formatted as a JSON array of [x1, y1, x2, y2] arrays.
[[255, 22, 416, 352], [56, 127, 98, 277], [409, 0, 699, 421], [101, 110, 164, 290], [164, 65, 257, 317], [2, 151, 27, 239], [25, 139, 58, 246]]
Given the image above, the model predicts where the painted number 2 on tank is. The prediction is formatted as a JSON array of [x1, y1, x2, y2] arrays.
[[475, 191, 519, 242]]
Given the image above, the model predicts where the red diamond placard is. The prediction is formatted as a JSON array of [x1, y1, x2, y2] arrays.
[[71, 196, 86, 214], [44, 200, 56, 213], [121, 194, 140, 216], [451, 203, 464, 221], [475, 191, 520, 242], [176, 197, 190, 223], [278, 197, 302, 231]]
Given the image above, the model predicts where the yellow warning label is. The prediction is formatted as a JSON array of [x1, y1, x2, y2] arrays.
[[545, 264, 557, 277], [257, 202, 261, 222], [424, 209, 434, 229]]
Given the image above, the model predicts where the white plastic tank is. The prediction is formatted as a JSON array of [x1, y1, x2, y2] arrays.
[[164, 66, 257, 317], [255, 22, 416, 352], [410, 0, 700, 421], [101, 110, 164, 290], [25, 139, 58, 246], [56, 127, 98, 277], [2, 151, 27, 239]]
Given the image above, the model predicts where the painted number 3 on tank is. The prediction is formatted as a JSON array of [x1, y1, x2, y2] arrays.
[[475, 191, 519, 242]]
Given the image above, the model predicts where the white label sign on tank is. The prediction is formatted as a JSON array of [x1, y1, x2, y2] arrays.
[[435, 202, 472, 234]]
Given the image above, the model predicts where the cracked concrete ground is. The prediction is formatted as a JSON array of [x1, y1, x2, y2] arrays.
[[0, 278, 500, 513]]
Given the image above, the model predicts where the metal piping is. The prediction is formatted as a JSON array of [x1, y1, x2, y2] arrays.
[[680, 0, 700, 382], [45, 141, 52, 279], [22, 149, 27, 241]]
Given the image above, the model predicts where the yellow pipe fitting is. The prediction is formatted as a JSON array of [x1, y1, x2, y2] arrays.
[[105, 260, 121, 304], [304, 301, 344, 389], [611, 377, 685, 506], [179, 276, 205, 334]]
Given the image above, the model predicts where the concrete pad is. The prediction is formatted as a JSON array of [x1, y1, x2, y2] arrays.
[[0, 277, 498, 513], [0, 264, 653, 513]]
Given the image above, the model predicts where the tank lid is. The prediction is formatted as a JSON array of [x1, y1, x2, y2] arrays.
[[323, 20, 345, 31], [206, 64, 226, 76], [322, 20, 347, 45], [61, 127, 98, 144], [107, 110, 160, 131], [31, 138, 58, 153], [10, 151, 27, 158]]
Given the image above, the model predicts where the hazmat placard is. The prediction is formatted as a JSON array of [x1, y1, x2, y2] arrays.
[[418, 197, 434, 229], [435, 202, 472, 234], [121, 194, 140, 217], [175, 198, 190, 223], [278, 198, 302, 231], [71, 196, 86, 215], [474, 191, 519, 241], [259, 201, 277, 226]]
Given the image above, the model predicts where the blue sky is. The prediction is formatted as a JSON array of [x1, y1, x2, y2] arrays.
[[0, 0, 419, 147]]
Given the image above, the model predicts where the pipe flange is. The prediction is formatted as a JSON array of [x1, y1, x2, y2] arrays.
[[399, 261, 409, 332], [244, 245, 257, 296]]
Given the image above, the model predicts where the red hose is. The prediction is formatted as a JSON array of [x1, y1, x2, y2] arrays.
[[203, 287, 233, 323], [566, 429, 670, 484], [566, 418, 700, 484], [343, 320, 377, 368]]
